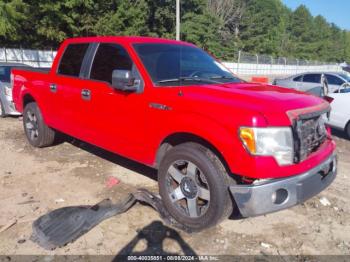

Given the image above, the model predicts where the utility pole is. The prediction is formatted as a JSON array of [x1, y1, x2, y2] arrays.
[[176, 0, 180, 41]]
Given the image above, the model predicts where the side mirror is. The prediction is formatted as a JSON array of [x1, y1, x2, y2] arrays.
[[112, 69, 140, 92]]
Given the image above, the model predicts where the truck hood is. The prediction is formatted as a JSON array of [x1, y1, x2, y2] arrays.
[[185, 82, 328, 125]]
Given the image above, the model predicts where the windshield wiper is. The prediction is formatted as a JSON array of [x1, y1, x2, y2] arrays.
[[157, 77, 221, 84], [210, 76, 237, 80], [210, 75, 244, 83]]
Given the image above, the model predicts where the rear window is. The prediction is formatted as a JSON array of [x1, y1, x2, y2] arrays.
[[338, 73, 350, 82], [303, 74, 321, 83], [57, 43, 89, 77], [326, 74, 344, 85], [0, 66, 32, 82], [0, 67, 11, 82], [293, 75, 303, 82]]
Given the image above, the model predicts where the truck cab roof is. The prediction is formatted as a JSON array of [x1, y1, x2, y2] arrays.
[[63, 36, 195, 46]]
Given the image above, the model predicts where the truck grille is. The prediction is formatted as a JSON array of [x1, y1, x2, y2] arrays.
[[294, 112, 328, 162]]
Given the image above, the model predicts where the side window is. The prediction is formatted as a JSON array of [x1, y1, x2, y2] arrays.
[[90, 43, 133, 84], [0, 67, 11, 82], [57, 44, 89, 77], [293, 75, 303, 82], [303, 74, 321, 83], [326, 74, 344, 85]]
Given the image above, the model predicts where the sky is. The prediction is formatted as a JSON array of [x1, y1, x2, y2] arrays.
[[282, 0, 350, 30]]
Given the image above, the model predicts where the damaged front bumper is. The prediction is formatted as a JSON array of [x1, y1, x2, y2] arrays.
[[229, 153, 337, 217]]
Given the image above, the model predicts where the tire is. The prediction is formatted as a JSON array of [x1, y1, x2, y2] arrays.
[[23, 102, 56, 147], [0, 98, 6, 118], [346, 121, 350, 139], [158, 142, 234, 231]]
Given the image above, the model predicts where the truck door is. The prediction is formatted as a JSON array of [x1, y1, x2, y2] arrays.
[[51, 43, 92, 137], [79, 43, 148, 160]]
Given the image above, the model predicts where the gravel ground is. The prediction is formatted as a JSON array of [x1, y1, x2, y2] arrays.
[[0, 116, 349, 257]]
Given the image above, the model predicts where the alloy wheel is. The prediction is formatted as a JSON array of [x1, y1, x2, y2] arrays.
[[25, 110, 39, 141], [166, 160, 210, 218]]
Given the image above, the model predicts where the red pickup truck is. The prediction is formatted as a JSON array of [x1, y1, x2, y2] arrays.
[[12, 37, 337, 231]]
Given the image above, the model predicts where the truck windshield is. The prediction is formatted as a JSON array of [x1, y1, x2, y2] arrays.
[[133, 43, 241, 86]]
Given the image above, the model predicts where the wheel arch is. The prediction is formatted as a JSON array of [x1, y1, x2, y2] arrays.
[[23, 93, 36, 109], [21, 92, 47, 123], [155, 132, 232, 176]]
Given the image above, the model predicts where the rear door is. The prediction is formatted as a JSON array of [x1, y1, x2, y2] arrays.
[[292, 75, 303, 90], [301, 73, 321, 94], [328, 89, 350, 129], [325, 74, 345, 93], [51, 43, 91, 136], [78, 42, 148, 160]]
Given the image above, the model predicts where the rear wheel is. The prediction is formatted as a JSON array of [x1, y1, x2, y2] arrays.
[[0, 99, 6, 118], [23, 102, 56, 147], [158, 143, 234, 231]]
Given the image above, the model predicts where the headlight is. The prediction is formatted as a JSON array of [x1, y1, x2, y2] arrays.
[[239, 127, 294, 166], [4, 85, 12, 97]]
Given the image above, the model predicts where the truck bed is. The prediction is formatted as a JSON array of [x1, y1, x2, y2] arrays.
[[13, 67, 51, 74], [11, 68, 52, 114]]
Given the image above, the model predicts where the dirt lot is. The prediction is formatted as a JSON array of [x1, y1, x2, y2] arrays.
[[0, 116, 349, 257]]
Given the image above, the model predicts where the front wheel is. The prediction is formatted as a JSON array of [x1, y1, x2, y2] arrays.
[[23, 102, 56, 147], [158, 143, 234, 231]]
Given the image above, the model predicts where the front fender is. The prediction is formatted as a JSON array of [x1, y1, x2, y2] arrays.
[[149, 111, 241, 174]]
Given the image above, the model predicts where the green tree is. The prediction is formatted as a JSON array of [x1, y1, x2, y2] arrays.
[[143, 0, 205, 39], [287, 5, 315, 59], [311, 15, 332, 61], [345, 32, 350, 62], [182, 12, 224, 58], [32, 0, 106, 47], [238, 0, 287, 56], [327, 24, 346, 62], [0, 0, 27, 46], [0, 0, 349, 62], [94, 0, 150, 36]]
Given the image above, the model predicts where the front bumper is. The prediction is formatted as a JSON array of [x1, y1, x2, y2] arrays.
[[229, 153, 337, 217]]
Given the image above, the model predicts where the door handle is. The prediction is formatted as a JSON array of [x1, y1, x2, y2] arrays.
[[49, 84, 57, 93], [81, 89, 91, 101]]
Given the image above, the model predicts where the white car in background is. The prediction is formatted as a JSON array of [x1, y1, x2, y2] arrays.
[[273, 72, 350, 95], [327, 84, 350, 138], [0, 63, 32, 117], [274, 72, 350, 138]]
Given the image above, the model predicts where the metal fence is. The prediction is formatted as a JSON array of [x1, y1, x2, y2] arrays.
[[0, 48, 57, 68], [238, 51, 332, 66], [223, 51, 343, 76], [0, 47, 344, 76]]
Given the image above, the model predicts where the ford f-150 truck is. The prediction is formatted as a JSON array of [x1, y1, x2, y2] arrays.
[[12, 37, 337, 231]]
